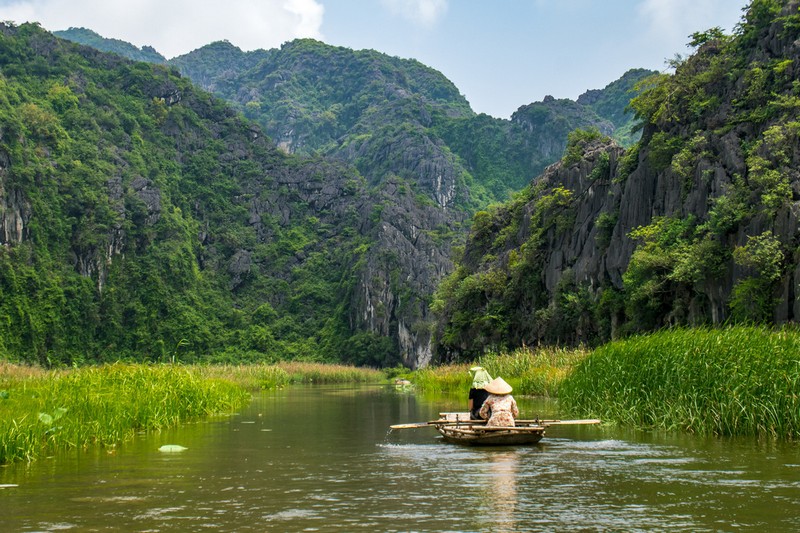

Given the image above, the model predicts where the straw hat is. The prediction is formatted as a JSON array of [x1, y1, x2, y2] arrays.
[[484, 377, 512, 395]]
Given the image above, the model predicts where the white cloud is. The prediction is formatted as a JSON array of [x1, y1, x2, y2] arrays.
[[381, 0, 448, 28], [637, 0, 744, 45], [0, 0, 325, 58]]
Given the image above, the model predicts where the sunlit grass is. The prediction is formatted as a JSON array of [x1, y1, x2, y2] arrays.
[[0, 361, 385, 464], [197, 362, 385, 390], [559, 326, 800, 438], [410, 346, 589, 397], [0, 363, 249, 465]]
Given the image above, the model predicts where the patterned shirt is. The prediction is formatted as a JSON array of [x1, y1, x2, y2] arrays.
[[479, 394, 519, 427]]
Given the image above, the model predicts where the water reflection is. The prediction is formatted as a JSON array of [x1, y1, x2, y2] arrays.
[[484, 451, 519, 532]]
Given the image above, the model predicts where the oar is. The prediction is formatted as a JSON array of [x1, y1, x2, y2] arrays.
[[542, 419, 601, 426], [390, 418, 601, 429], [390, 422, 435, 429], [389, 420, 476, 429]]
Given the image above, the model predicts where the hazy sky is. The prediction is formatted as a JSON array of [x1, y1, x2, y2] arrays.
[[0, 0, 750, 118]]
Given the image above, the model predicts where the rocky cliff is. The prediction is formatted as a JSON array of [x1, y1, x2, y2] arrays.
[[433, 0, 800, 359]]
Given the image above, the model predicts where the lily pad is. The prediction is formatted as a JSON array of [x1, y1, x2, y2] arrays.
[[158, 444, 188, 453]]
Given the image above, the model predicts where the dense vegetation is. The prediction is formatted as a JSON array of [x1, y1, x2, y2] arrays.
[[560, 326, 800, 438], [432, 0, 800, 359], [58, 31, 650, 210], [409, 346, 588, 397], [0, 362, 249, 464], [1, 23, 651, 369], [0, 23, 401, 366]]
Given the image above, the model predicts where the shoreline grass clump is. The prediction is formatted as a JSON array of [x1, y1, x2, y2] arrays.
[[410, 346, 589, 396], [0, 363, 250, 465], [197, 362, 385, 390], [559, 326, 800, 438]]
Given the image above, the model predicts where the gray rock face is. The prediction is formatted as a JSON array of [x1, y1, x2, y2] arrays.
[[438, 1, 800, 354], [350, 178, 462, 368]]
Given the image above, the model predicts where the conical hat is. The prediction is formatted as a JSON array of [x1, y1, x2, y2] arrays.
[[484, 377, 512, 395], [469, 366, 492, 389]]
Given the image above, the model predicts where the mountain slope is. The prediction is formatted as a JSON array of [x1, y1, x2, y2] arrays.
[[55, 29, 651, 210], [432, 0, 800, 360], [54, 27, 166, 64], [0, 22, 459, 367]]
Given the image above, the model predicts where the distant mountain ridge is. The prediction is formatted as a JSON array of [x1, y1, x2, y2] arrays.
[[55, 27, 652, 208], [55, 27, 166, 64]]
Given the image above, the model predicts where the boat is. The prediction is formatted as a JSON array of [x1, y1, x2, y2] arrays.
[[390, 412, 600, 446], [436, 423, 545, 445]]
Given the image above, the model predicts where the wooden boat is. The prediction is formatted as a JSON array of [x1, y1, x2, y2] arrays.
[[434, 412, 545, 445], [390, 412, 600, 446], [436, 423, 545, 445]]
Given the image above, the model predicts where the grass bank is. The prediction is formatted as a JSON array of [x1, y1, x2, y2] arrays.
[[559, 326, 800, 438], [0, 363, 249, 464], [409, 346, 589, 396], [197, 361, 385, 390], [0, 361, 386, 464]]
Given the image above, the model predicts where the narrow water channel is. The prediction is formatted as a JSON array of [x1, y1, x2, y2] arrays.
[[2, 384, 800, 531]]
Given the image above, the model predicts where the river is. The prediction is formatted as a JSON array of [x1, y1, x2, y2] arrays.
[[2, 384, 800, 532]]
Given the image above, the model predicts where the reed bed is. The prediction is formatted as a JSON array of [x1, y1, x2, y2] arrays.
[[0, 363, 249, 464], [197, 361, 385, 390], [411, 346, 589, 396], [559, 326, 800, 438]]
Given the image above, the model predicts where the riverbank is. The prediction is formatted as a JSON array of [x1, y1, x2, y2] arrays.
[[197, 361, 385, 389], [0, 362, 386, 464], [0, 363, 250, 464], [408, 326, 800, 439], [409, 346, 589, 396], [560, 326, 800, 438]]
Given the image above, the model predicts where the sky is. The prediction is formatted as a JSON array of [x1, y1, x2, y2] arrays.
[[0, 0, 751, 119]]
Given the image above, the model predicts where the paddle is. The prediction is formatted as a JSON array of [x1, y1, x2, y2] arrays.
[[543, 419, 601, 426], [390, 418, 601, 429], [389, 422, 436, 429]]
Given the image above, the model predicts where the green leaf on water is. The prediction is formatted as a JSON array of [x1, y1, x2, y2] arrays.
[[158, 444, 188, 452]]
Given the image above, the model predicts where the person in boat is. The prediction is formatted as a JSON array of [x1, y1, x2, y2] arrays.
[[479, 377, 519, 427], [468, 366, 492, 420]]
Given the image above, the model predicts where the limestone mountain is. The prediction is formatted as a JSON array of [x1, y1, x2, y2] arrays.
[[432, 0, 800, 360], [170, 39, 651, 208], [0, 22, 457, 367], [19, 24, 655, 368], [56, 28, 649, 208]]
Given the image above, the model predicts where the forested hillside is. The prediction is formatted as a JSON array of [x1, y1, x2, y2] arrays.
[[57, 29, 651, 206], [171, 41, 651, 206], [33, 26, 652, 368], [0, 22, 463, 367], [433, 0, 800, 360]]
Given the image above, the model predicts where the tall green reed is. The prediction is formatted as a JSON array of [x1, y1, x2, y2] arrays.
[[0, 363, 249, 464], [197, 362, 384, 390], [410, 346, 589, 396], [560, 326, 800, 438]]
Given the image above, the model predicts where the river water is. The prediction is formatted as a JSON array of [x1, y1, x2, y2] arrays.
[[2, 384, 800, 532]]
